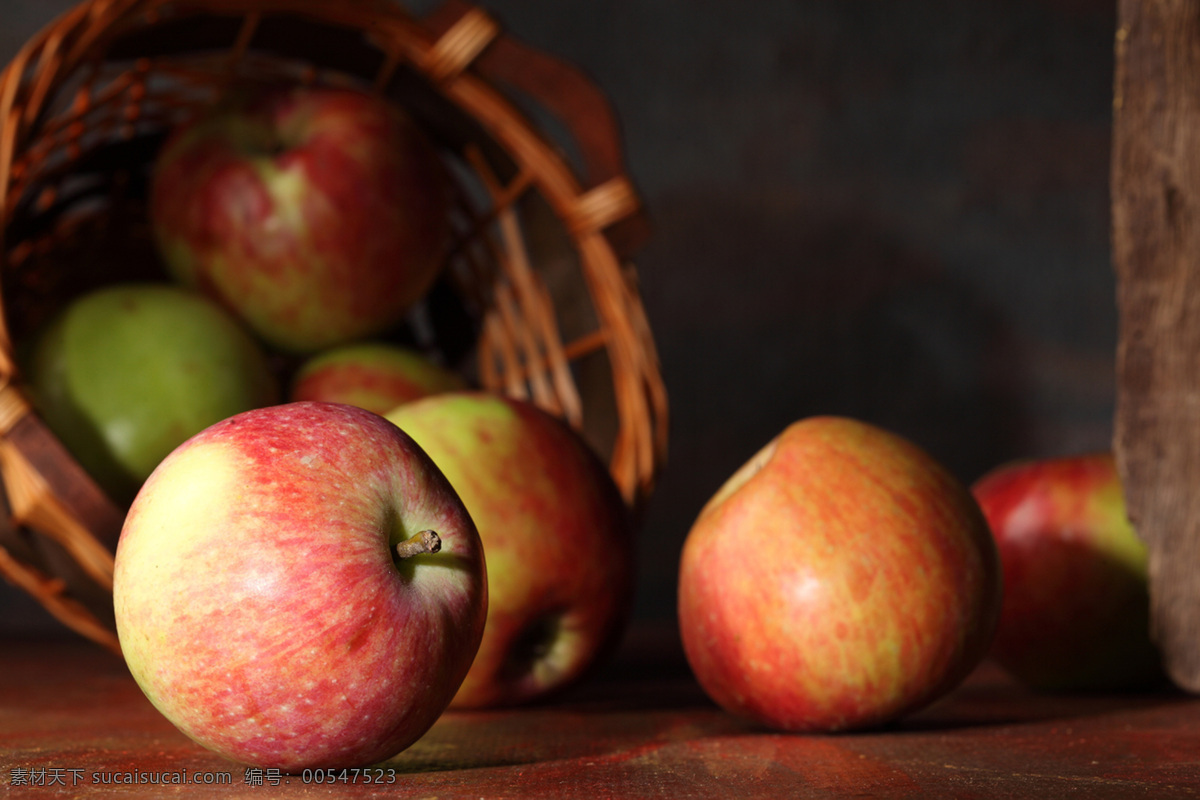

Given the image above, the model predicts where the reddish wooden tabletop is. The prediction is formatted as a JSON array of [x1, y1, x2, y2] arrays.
[[4, 622, 1200, 798]]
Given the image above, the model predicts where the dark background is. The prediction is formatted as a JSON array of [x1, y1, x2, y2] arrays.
[[0, 1, 1118, 633]]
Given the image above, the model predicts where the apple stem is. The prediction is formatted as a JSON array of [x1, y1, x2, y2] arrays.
[[395, 530, 441, 559]]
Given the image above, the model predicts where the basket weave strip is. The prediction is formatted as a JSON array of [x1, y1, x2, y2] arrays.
[[482, 295, 527, 399], [567, 178, 640, 239], [0, 385, 117, 593], [0, 545, 120, 653], [420, 6, 498, 83], [0, 441, 115, 590], [469, 146, 583, 426], [578, 233, 664, 489], [429, 60, 661, 497], [0, 380, 30, 436], [622, 274, 670, 463], [494, 217, 583, 425]]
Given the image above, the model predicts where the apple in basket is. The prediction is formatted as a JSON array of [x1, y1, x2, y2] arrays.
[[385, 392, 634, 708], [21, 283, 278, 506], [972, 453, 1165, 691], [678, 416, 1002, 732], [149, 83, 453, 353], [290, 341, 466, 415], [113, 402, 488, 771]]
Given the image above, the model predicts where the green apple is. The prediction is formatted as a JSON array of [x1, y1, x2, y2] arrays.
[[290, 342, 465, 415], [21, 283, 279, 505]]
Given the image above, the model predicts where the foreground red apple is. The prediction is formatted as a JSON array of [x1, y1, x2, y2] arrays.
[[678, 416, 1002, 732], [113, 402, 488, 771], [22, 283, 278, 505], [150, 83, 452, 353], [290, 342, 466, 414], [971, 453, 1164, 691], [385, 392, 633, 708]]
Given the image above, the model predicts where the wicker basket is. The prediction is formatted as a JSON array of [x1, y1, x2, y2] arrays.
[[0, 0, 668, 654]]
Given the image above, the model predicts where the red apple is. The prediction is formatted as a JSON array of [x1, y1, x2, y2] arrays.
[[971, 453, 1164, 691], [384, 392, 634, 708], [21, 283, 279, 505], [678, 416, 1002, 732], [290, 342, 466, 415], [150, 83, 452, 353], [113, 402, 488, 771]]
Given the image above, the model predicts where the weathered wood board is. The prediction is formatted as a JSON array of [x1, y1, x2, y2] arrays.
[[1112, 0, 1200, 692]]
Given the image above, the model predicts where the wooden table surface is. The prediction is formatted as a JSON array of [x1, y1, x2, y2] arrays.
[[4, 622, 1200, 798]]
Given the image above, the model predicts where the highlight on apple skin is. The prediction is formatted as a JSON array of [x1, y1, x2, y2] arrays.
[[150, 83, 453, 354], [386, 391, 635, 709], [971, 453, 1165, 692], [113, 402, 488, 772], [678, 415, 1002, 733]]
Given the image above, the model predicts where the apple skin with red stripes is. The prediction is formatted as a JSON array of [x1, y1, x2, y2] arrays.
[[678, 416, 1002, 732], [150, 84, 452, 354], [113, 402, 488, 771]]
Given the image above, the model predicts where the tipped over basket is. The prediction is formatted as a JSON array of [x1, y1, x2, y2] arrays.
[[0, 0, 668, 653]]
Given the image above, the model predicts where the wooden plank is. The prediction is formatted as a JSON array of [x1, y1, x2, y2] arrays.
[[1112, 0, 1200, 692]]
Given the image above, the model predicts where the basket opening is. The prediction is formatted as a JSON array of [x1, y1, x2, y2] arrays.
[[4, 31, 620, 446]]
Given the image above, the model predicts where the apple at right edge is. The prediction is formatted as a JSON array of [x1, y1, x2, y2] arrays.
[[971, 453, 1165, 691]]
